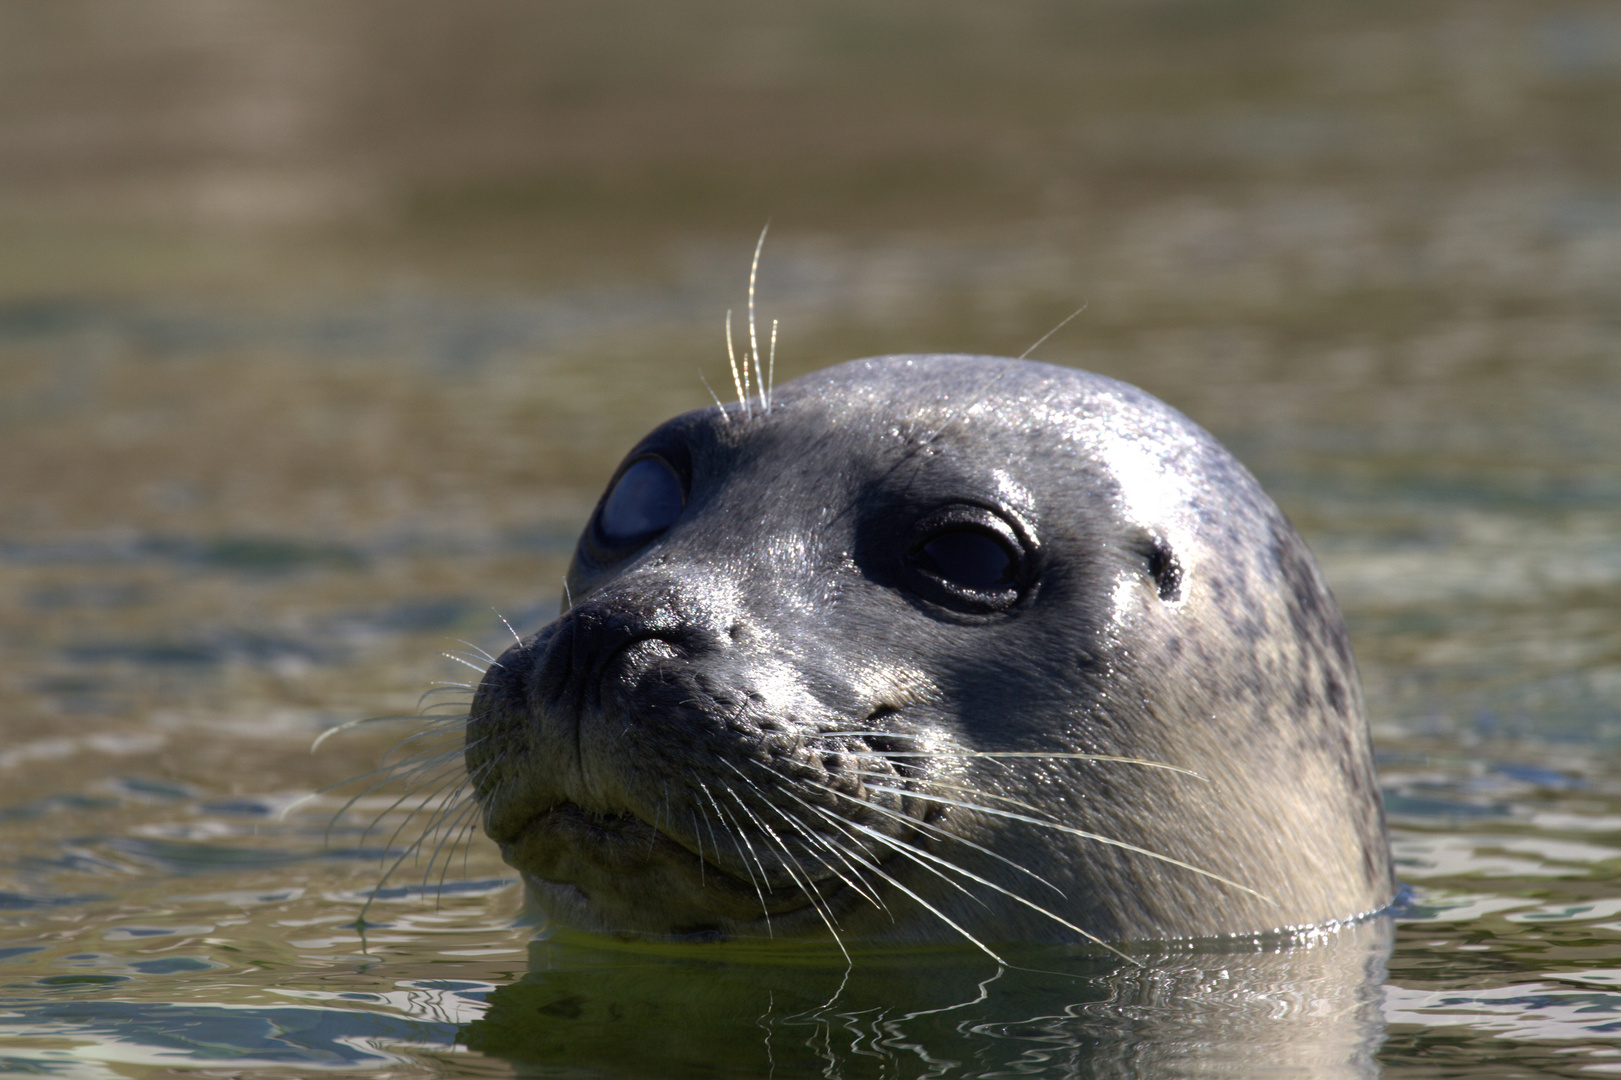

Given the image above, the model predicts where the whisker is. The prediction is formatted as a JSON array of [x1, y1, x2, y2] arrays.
[[450, 639, 499, 665], [724, 310, 751, 419], [734, 764, 1016, 962], [371, 766, 474, 856], [352, 767, 487, 924], [722, 761, 887, 913], [747, 222, 769, 414], [309, 713, 422, 754], [843, 767, 1096, 843], [792, 772, 1063, 897], [788, 794, 986, 913], [416, 686, 471, 710], [802, 827, 1003, 964], [424, 793, 483, 904], [1017, 301, 1088, 361], [698, 372, 731, 423], [420, 698, 472, 714], [696, 779, 773, 935], [857, 781, 1275, 905], [722, 783, 850, 963], [339, 745, 490, 850], [689, 808, 707, 887], [492, 607, 523, 646], [828, 746, 1207, 781], [824, 805, 1138, 965], [767, 318, 778, 411], [316, 747, 465, 841], [783, 779, 1139, 965], [441, 652, 490, 675]]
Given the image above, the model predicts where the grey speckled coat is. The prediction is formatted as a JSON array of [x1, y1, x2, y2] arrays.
[[468, 355, 1395, 944]]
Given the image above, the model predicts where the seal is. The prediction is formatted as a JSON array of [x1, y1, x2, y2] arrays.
[[466, 354, 1394, 949]]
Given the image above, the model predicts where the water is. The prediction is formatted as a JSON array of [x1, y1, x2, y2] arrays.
[[2, 2, 1620, 1076]]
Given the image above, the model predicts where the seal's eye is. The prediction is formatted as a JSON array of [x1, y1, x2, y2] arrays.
[[597, 456, 684, 546], [898, 506, 1032, 614], [918, 529, 1014, 591]]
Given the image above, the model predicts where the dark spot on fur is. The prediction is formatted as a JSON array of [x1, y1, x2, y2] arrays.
[[1325, 672, 1347, 713]]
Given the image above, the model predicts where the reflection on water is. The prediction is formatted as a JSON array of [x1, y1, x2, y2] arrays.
[[466, 924, 1391, 1078], [2, 0, 1620, 1076]]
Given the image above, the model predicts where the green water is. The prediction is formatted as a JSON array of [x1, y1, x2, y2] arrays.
[[2, 1, 1619, 1076]]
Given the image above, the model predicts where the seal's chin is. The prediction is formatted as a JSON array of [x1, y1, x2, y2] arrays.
[[499, 803, 847, 935]]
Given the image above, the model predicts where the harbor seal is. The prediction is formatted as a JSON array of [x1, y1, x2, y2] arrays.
[[466, 354, 1393, 949]]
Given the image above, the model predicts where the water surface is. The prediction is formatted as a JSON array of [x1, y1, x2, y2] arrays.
[[2, 2, 1619, 1076]]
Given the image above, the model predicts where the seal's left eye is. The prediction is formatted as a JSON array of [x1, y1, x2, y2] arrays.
[[597, 456, 684, 545], [897, 506, 1031, 614], [919, 530, 1015, 591]]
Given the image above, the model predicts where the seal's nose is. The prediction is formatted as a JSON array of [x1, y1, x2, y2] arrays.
[[529, 578, 726, 712]]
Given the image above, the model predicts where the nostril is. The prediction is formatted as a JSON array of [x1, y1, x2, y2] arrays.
[[533, 589, 711, 711]]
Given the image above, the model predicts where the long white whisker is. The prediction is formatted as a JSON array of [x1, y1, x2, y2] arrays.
[[450, 639, 498, 664], [830, 807, 1138, 965], [833, 748, 1206, 781], [374, 768, 472, 858], [336, 744, 491, 849], [733, 769, 1007, 963], [723, 761, 887, 913], [844, 766, 1098, 845], [787, 782, 985, 911], [697, 779, 773, 935], [767, 318, 778, 411], [792, 772, 1062, 897], [309, 712, 422, 754], [858, 781, 1275, 905], [319, 752, 460, 842], [748, 222, 769, 414], [353, 767, 490, 925], [808, 829, 1003, 964], [494, 607, 523, 645], [724, 309, 751, 419], [786, 784, 1139, 965], [424, 795, 483, 904], [441, 652, 490, 675], [722, 784, 850, 964], [698, 372, 731, 423], [1018, 302, 1088, 360]]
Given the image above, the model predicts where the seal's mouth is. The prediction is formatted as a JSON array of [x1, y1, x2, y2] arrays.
[[499, 800, 856, 924]]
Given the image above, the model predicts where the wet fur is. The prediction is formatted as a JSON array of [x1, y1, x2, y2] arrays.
[[462, 355, 1395, 954]]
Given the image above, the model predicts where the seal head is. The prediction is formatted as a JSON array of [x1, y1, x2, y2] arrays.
[[467, 355, 1394, 944]]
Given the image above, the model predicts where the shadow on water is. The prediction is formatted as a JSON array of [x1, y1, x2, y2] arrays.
[[463, 921, 1393, 1078]]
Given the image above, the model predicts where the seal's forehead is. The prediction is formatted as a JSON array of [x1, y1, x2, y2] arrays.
[[765, 354, 1242, 524], [767, 354, 1203, 465], [778, 354, 1150, 433]]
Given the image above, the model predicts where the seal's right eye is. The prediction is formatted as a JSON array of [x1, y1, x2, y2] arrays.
[[596, 456, 684, 546], [918, 530, 1015, 591]]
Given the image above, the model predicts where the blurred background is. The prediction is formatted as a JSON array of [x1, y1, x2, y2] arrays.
[[3, 1, 1616, 755], [0, 2, 1619, 1073]]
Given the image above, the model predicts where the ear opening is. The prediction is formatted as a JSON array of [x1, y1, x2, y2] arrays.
[[1131, 531, 1182, 602]]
